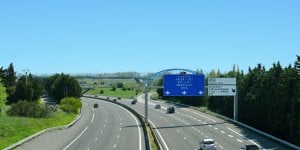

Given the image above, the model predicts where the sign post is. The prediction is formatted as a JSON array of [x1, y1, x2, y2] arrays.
[[208, 78, 238, 121]]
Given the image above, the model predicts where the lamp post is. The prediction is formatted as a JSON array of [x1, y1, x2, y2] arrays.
[[21, 69, 30, 100]]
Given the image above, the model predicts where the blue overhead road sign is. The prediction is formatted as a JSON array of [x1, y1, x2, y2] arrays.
[[163, 74, 205, 96]]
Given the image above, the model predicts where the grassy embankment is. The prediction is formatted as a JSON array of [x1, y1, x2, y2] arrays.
[[87, 87, 137, 99], [0, 111, 77, 149]]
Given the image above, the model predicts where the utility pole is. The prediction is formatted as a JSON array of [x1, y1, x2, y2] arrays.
[[22, 69, 30, 100]]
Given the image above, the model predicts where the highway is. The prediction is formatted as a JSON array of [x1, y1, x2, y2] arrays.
[[116, 95, 291, 150], [16, 97, 144, 150]]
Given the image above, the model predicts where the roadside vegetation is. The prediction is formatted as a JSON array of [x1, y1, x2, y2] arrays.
[[155, 56, 300, 146], [0, 112, 76, 149], [0, 64, 82, 149], [87, 87, 138, 99]]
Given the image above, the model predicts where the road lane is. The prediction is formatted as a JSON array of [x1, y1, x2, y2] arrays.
[[117, 95, 290, 150], [16, 97, 144, 150]]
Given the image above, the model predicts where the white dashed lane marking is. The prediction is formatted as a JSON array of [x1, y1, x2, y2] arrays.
[[228, 135, 234, 138]]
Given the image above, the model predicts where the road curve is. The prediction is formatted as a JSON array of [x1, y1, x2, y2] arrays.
[[16, 97, 145, 150], [117, 95, 291, 150]]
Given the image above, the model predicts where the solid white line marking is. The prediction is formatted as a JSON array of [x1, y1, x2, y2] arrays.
[[227, 127, 243, 136], [63, 127, 88, 150], [192, 112, 217, 122], [149, 120, 170, 150], [228, 134, 234, 138], [115, 104, 142, 150], [237, 139, 243, 143], [248, 139, 259, 145], [220, 131, 225, 134], [90, 113, 95, 123]]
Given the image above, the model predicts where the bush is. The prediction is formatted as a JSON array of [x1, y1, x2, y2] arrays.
[[99, 89, 104, 94], [60, 97, 82, 114], [7, 100, 51, 118], [111, 86, 116, 91]]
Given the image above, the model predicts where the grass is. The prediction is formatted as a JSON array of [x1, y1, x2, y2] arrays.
[[0, 112, 77, 149], [87, 87, 138, 99], [146, 124, 159, 150]]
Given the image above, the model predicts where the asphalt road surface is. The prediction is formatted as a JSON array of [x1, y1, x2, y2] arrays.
[[16, 97, 145, 150], [115, 95, 291, 150]]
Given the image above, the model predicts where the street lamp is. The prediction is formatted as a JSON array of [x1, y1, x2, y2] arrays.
[[21, 69, 30, 100]]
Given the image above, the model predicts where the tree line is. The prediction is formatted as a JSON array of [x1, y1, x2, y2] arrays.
[[0, 63, 82, 117], [156, 56, 300, 146]]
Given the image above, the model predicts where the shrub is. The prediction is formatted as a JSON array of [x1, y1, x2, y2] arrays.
[[60, 97, 82, 114], [99, 89, 104, 94], [7, 100, 51, 118], [111, 86, 116, 91]]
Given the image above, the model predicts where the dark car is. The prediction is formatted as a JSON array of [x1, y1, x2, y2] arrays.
[[94, 103, 98, 108], [131, 99, 137, 104], [240, 144, 259, 150], [167, 106, 175, 113], [113, 99, 117, 102]]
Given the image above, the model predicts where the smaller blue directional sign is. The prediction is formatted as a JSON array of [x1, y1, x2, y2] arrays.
[[163, 74, 205, 96]]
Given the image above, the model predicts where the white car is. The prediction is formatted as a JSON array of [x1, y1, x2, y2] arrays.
[[199, 139, 216, 150]]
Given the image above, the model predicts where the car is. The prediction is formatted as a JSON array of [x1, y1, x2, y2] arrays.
[[113, 99, 117, 102], [154, 104, 161, 109], [93, 103, 98, 108], [240, 144, 259, 150], [107, 97, 110, 100], [167, 106, 175, 113], [131, 99, 137, 104], [199, 139, 216, 150]]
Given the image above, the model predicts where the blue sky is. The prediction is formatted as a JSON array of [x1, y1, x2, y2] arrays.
[[0, 0, 299, 74]]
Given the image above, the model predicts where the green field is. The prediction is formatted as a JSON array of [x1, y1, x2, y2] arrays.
[[0, 112, 77, 149], [87, 87, 138, 99]]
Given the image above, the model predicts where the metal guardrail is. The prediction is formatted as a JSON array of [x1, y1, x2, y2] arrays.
[[163, 101, 300, 150], [83, 95, 151, 150]]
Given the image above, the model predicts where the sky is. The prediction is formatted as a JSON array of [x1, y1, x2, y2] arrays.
[[0, 0, 299, 75]]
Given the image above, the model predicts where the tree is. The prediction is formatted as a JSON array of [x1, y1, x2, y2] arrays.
[[13, 74, 44, 103], [295, 55, 300, 74], [0, 78, 7, 114], [1, 63, 17, 104], [48, 74, 82, 103]]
